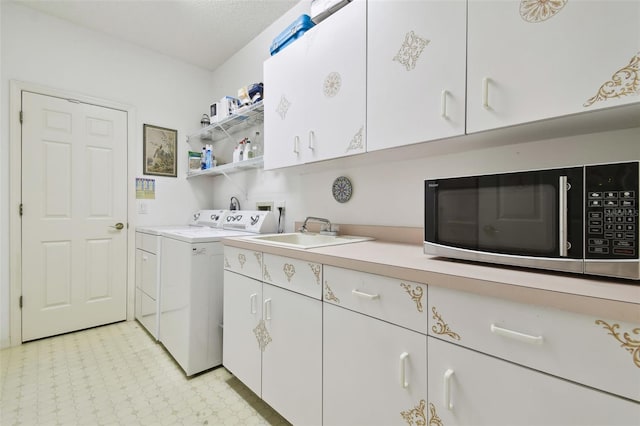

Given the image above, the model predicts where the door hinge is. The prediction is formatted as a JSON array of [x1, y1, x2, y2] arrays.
[[19, 111, 23, 123], [19, 296, 23, 309], [19, 204, 23, 216]]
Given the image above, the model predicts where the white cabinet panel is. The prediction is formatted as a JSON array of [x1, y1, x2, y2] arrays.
[[467, 0, 640, 133], [429, 285, 640, 402], [262, 284, 322, 426], [263, 0, 366, 169], [223, 246, 263, 281], [428, 337, 640, 426], [324, 303, 427, 426], [367, 0, 466, 150], [323, 265, 428, 334], [222, 270, 263, 396], [263, 253, 322, 299]]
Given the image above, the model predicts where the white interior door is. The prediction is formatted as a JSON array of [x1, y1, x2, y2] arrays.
[[21, 91, 128, 341]]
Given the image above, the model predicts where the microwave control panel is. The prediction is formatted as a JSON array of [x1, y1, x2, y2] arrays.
[[585, 162, 639, 259]]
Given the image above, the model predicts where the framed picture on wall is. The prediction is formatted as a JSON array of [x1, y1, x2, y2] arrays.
[[143, 124, 178, 177]]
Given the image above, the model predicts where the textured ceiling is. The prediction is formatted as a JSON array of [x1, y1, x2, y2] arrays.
[[12, 0, 299, 71]]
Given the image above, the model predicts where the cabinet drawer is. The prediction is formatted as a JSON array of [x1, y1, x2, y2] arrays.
[[428, 286, 640, 402], [323, 266, 428, 334], [136, 232, 160, 254], [262, 254, 322, 299], [224, 247, 263, 281], [428, 336, 640, 426]]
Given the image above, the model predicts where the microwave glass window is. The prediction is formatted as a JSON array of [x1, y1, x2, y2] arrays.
[[437, 188, 478, 246], [477, 182, 556, 253]]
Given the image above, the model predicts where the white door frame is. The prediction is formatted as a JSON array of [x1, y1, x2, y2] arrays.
[[9, 80, 137, 346]]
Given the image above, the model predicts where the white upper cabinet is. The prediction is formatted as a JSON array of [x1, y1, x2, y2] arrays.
[[467, 0, 640, 133], [264, 0, 366, 170], [367, 0, 467, 151]]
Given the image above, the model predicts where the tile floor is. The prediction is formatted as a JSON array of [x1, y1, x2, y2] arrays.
[[0, 321, 290, 426]]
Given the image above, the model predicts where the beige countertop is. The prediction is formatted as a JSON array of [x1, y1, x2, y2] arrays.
[[223, 237, 640, 324]]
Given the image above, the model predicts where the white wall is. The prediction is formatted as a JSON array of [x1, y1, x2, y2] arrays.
[[208, 2, 640, 231], [0, 2, 215, 347]]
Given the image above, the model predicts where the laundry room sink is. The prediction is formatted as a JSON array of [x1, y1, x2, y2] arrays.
[[247, 233, 372, 249]]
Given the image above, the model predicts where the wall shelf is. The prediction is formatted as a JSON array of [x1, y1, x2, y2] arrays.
[[187, 101, 264, 143], [186, 156, 263, 179]]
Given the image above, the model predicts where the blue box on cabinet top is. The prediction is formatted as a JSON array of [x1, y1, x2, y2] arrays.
[[270, 14, 315, 56]]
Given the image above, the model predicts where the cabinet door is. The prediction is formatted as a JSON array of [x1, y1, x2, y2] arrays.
[[263, 35, 308, 170], [261, 284, 322, 426], [467, 0, 640, 133], [428, 337, 640, 426], [367, 0, 466, 151], [323, 303, 427, 426], [222, 270, 262, 397], [304, 0, 367, 162], [138, 249, 157, 297], [135, 248, 158, 337]]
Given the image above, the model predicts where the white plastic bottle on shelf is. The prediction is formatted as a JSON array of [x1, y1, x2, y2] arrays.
[[232, 144, 240, 163], [245, 139, 253, 159], [254, 131, 263, 157], [238, 139, 245, 162]]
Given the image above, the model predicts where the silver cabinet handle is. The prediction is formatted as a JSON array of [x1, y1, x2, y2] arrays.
[[308, 130, 315, 151], [399, 352, 409, 388], [440, 90, 449, 119], [352, 289, 379, 300], [444, 369, 454, 410], [559, 176, 569, 257], [482, 77, 491, 110], [263, 298, 272, 320], [293, 136, 300, 154], [490, 324, 544, 345]]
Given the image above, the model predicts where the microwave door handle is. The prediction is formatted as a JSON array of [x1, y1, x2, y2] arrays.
[[559, 176, 568, 257]]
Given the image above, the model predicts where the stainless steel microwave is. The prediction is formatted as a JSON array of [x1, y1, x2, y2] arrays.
[[424, 161, 639, 280]]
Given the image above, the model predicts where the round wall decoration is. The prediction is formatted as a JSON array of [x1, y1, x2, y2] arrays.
[[332, 176, 353, 203]]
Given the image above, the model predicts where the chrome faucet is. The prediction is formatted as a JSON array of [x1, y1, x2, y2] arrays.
[[299, 216, 333, 234]]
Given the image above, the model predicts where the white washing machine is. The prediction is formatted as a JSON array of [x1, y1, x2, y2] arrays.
[[159, 210, 276, 376], [134, 210, 228, 340]]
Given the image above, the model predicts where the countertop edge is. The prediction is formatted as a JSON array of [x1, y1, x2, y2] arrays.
[[223, 237, 640, 323]]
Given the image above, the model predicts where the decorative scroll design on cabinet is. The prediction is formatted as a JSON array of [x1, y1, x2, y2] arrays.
[[393, 30, 430, 71], [254, 252, 262, 264], [224, 256, 231, 269], [238, 253, 246, 269], [400, 399, 427, 426], [323, 72, 342, 98], [253, 319, 272, 352], [584, 52, 640, 107], [283, 263, 296, 282], [595, 320, 640, 368], [519, 0, 567, 23], [400, 283, 424, 312], [431, 306, 461, 341], [428, 402, 443, 426], [276, 95, 291, 120], [263, 264, 273, 282], [308, 263, 321, 285], [345, 126, 365, 152], [324, 281, 340, 304]]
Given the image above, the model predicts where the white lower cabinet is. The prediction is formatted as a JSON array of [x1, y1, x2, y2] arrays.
[[223, 250, 322, 426], [428, 336, 639, 426], [222, 270, 262, 396], [135, 232, 160, 339], [224, 247, 639, 425], [323, 303, 427, 426], [261, 284, 322, 426]]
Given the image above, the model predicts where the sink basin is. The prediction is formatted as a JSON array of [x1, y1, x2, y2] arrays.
[[247, 233, 372, 249]]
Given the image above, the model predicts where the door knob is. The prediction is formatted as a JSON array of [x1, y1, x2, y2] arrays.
[[110, 223, 124, 230]]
